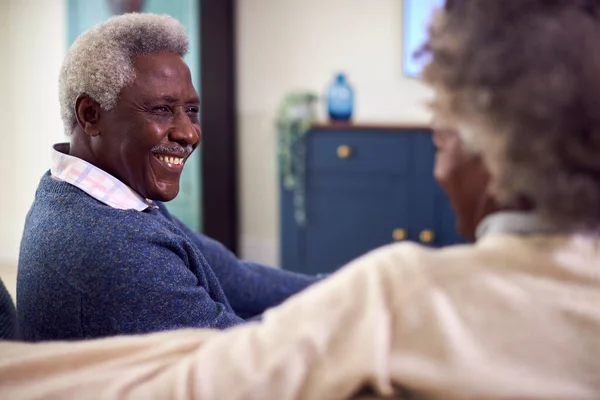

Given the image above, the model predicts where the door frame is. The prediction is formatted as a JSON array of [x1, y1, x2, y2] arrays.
[[199, 0, 238, 253]]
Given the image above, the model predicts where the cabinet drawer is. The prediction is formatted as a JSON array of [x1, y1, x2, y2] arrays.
[[307, 130, 421, 175]]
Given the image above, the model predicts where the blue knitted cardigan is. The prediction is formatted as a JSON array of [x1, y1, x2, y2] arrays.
[[0, 279, 16, 340], [17, 172, 319, 341]]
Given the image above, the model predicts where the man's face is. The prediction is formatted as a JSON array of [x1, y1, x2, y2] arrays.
[[433, 128, 492, 241], [91, 51, 201, 201]]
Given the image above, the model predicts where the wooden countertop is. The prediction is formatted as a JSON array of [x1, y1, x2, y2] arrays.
[[311, 121, 431, 131]]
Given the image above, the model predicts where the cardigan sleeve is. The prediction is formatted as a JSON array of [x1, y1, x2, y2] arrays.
[[0, 242, 412, 400], [0, 241, 431, 400], [164, 209, 326, 319]]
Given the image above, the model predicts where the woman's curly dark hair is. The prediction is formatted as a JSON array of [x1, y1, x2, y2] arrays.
[[421, 0, 600, 232]]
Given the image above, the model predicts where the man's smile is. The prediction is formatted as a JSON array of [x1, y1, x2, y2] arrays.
[[150, 152, 186, 174], [153, 153, 185, 167], [149, 143, 195, 175]]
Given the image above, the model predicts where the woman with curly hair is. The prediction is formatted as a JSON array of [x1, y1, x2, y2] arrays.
[[424, 0, 600, 231], [2, 2, 600, 399]]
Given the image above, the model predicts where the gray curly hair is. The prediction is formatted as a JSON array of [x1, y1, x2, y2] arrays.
[[59, 13, 188, 136], [421, 0, 600, 232]]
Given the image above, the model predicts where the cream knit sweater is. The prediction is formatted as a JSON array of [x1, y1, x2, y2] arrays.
[[2, 230, 600, 399]]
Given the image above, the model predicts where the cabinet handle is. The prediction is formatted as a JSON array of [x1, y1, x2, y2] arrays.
[[337, 145, 352, 159], [419, 230, 435, 243], [392, 228, 407, 241]]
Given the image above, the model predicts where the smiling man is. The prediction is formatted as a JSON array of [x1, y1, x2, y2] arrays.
[[17, 13, 322, 341], [70, 50, 201, 202]]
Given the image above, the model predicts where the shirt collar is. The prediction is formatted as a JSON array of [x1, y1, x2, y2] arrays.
[[475, 211, 560, 241], [51, 143, 155, 211]]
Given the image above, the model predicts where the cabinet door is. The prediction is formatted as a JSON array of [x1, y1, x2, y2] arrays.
[[66, 0, 202, 232], [303, 174, 409, 274], [300, 130, 412, 274]]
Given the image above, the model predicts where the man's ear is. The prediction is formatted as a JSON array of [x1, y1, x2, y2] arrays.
[[74, 94, 102, 137]]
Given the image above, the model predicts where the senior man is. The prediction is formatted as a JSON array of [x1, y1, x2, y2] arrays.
[[17, 13, 323, 341]]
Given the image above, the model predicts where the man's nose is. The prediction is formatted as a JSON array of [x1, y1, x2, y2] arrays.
[[170, 109, 201, 146]]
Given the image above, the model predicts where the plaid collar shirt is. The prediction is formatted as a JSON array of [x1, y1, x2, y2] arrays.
[[50, 143, 156, 211]]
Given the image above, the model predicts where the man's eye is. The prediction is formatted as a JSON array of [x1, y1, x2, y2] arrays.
[[153, 106, 171, 113], [186, 107, 199, 114]]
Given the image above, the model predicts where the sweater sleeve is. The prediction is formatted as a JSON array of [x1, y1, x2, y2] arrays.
[[79, 229, 245, 337], [0, 242, 421, 400], [166, 212, 325, 318]]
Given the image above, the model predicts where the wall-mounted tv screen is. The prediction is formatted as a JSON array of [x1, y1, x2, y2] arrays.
[[403, 0, 445, 78]]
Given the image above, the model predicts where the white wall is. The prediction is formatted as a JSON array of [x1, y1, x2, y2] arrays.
[[0, 0, 13, 267], [0, 0, 66, 297], [236, 0, 433, 266]]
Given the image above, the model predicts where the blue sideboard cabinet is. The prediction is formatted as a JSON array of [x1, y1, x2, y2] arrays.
[[281, 124, 463, 275]]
